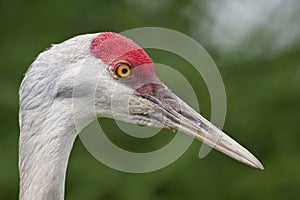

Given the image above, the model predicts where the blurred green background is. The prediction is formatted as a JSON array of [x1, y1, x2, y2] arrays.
[[1, 0, 300, 199]]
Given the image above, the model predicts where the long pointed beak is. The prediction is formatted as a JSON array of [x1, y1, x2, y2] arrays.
[[134, 83, 264, 170]]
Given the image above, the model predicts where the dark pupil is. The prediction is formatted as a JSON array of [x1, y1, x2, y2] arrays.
[[121, 68, 128, 74]]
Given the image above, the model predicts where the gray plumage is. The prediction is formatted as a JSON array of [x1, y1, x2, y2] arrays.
[[19, 33, 263, 200]]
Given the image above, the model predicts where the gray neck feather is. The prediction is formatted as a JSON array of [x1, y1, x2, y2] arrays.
[[19, 33, 100, 200]]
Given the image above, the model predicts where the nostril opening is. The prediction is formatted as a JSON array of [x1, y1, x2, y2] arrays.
[[178, 110, 197, 122]]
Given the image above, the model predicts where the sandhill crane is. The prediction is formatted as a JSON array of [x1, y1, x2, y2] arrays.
[[19, 32, 263, 199]]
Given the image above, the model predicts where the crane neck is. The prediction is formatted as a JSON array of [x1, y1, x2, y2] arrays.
[[19, 102, 77, 200], [18, 33, 100, 199]]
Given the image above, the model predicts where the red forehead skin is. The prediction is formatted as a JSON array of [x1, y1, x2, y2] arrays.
[[91, 32, 152, 67], [91, 32, 159, 85]]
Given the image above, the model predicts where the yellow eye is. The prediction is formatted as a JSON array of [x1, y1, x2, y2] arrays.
[[116, 63, 131, 77]]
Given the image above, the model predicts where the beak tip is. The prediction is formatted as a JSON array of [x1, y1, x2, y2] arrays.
[[255, 160, 264, 171], [245, 155, 264, 171]]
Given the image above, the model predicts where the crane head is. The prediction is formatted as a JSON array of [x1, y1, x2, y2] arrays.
[[86, 32, 264, 170], [47, 32, 263, 170]]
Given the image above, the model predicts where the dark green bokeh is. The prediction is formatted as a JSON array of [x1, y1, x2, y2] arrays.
[[1, 0, 299, 199]]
